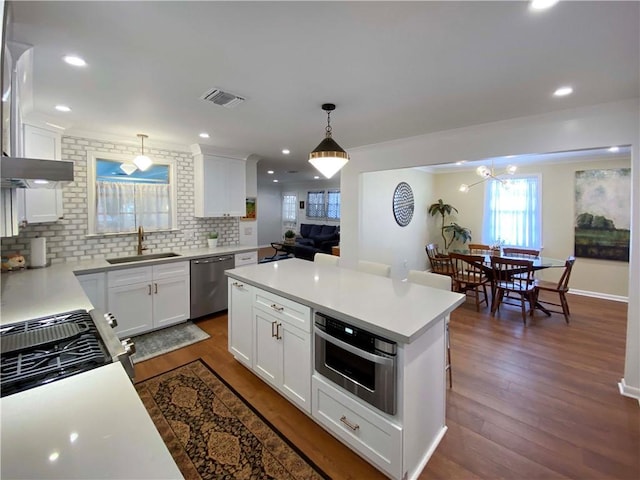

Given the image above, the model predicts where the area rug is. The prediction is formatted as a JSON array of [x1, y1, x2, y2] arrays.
[[135, 360, 329, 480], [130, 322, 210, 363]]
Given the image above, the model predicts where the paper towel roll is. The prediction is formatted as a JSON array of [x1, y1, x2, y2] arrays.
[[30, 237, 47, 268]]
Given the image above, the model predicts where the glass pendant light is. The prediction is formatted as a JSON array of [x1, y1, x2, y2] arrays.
[[309, 103, 349, 179], [119, 163, 137, 175], [133, 134, 153, 171]]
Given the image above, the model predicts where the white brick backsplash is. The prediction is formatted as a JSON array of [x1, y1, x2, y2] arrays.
[[1, 135, 240, 263]]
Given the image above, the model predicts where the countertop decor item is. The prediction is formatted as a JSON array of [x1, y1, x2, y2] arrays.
[[135, 359, 328, 480], [308, 103, 349, 179], [207, 231, 218, 248]]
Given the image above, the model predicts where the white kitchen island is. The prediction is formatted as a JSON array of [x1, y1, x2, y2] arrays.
[[226, 258, 465, 480]]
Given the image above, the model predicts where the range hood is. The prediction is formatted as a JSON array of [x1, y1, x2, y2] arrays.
[[1, 156, 74, 188]]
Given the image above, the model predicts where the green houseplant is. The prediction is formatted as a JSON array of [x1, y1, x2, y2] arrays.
[[428, 199, 472, 251], [207, 231, 218, 248], [283, 229, 296, 246]]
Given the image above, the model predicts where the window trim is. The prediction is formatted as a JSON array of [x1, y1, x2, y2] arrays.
[[86, 150, 178, 236]]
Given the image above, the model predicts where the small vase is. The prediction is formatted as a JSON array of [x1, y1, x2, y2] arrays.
[[207, 238, 218, 248]]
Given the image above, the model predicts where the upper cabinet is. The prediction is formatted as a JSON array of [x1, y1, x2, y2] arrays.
[[191, 144, 248, 218], [16, 124, 64, 224]]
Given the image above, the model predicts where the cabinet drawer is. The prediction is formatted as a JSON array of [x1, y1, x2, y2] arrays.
[[153, 261, 189, 280], [234, 251, 257, 267], [108, 266, 152, 288], [312, 375, 402, 479], [254, 289, 311, 333]]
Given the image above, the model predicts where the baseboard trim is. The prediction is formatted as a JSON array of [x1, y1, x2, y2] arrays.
[[569, 289, 628, 303], [618, 378, 640, 404]]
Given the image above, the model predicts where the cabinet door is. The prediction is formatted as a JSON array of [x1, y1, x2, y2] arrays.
[[224, 157, 247, 216], [280, 322, 311, 413], [253, 308, 281, 387], [108, 283, 153, 337], [76, 273, 106, 312], [228, 279, 254, 368], [153, 275, 190, 328], [195, 154, 246, 217], [17, 124, 63, 223]]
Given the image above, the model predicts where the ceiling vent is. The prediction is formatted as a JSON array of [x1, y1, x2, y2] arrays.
[[200, 88, 245, 108]]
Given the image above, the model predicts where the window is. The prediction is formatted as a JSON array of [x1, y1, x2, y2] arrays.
[[87, 153, 177, 235], [306, 189, 340, 220], [482, 175, 541, 248], [282, 192, 297, 222]]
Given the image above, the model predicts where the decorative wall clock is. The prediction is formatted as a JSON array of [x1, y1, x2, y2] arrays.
[[392, 182, 414, 227]]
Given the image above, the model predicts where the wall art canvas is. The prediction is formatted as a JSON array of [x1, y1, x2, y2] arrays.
[[575, 168, 630, 262], [241, 197, 256, 221]]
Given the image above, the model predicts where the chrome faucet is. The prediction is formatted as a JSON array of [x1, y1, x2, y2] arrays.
[[137, 226, 148, 255]]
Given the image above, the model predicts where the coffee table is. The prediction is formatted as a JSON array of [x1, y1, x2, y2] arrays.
[[268, 242, 295, 259]]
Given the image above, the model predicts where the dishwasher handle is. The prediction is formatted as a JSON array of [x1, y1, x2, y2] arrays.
[[192, 256, 234, 264]]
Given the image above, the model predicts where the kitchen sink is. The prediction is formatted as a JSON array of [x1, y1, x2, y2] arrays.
[[106, 252, 181, 265]]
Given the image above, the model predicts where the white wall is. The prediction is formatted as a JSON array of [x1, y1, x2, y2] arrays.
[[360, 168, 433, 279], [340, 99, 640, 399], [257, 183, 283, 246]]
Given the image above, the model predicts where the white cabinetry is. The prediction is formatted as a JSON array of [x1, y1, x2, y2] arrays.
[[107, 261, 190, 337], [252, 289, 312, 413], [76, 272, 107, 312], [228, 278, 254, 368], [234, 250, 258, 267], [17, 124, 64, 224], [191, 144, 247, 217]]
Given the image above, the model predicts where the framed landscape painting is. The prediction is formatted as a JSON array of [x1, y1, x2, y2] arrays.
[[241, 197, 256, 221], [574, 168, 631, 262]]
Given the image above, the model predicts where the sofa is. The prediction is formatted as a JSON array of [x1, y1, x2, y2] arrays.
[[294, 223, 340, 260]]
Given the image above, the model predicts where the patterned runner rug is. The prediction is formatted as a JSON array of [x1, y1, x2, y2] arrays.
[[135, 359, 329, 480]]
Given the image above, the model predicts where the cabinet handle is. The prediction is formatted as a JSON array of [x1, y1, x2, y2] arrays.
[[271, 321, 277, 338], [154, 283, 158, 294], [148, 284, 152, 295], [276, 323, 282, 340], [340, 416, 360, 431], [232, 282, 244, 288], [271, 303, 284, 312]]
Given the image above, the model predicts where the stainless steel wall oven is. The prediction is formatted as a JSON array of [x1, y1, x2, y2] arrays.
[[314, 312, 397, 415]]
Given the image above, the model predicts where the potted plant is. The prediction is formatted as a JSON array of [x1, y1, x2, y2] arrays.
[[283, 230, 296, 246], [428, 199, 472, 251], [207, 232, 218, 248]]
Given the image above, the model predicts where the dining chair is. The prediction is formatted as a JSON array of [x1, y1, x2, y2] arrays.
[[357, 260, 391, 277], [502, 247, 540, 258], [534, 256, 576, 324], [425, 243, 455, 277], [468, 243, 492, 255], [314, 252, 340, 267], [449, 253, 490, 312], [407, 270, 453, 387], [490, 256, 536, 325]]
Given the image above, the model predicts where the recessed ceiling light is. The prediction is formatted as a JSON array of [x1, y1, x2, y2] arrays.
[[199, 132, 210, 139], [63, 55, 86, 67], [314, 176, 320, 179], [282, 149, 290, 155], [55, 105, 71, 112], [267, 170, 274, 174], [608, 146, 620, 153], [33, 179, 49, 185], [455, 161, 466, 165], [529, 0, 559, 11], [553, 86, 573, 97], [273, 179, 279, 183]]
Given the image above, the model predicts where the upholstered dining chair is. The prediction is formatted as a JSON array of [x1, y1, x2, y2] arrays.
[[357, 260, 391, 277], [448, 253, 490, 312], [534, 256, 576, 324], [490, 256, 536, 325], [425, 243, 455, 277], [314, 252, 340, 267], [406, 270, 453, 387], [468, 243, 492, 255]]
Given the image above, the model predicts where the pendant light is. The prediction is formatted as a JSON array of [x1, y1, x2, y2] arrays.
[[133, 134, 153, 171], [119, 163, 137, 175], [309, 103, 349, 179]]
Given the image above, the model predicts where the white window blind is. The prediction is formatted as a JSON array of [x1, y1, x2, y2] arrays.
[[282, 193, 297, 222], [327, 189, 340, 220], [306, 190, 341, 220], [482, 175, 541, 248]]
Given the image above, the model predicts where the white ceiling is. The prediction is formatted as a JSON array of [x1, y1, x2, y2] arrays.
[[7, 1, 639, 185]]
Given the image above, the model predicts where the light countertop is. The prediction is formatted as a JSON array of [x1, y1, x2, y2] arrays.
[[0, 245, 257, 325], [1, 362, 183, 480], [226, 258, 465, 344]]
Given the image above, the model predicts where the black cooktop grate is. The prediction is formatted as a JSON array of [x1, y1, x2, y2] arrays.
[[0, 310, 111, 397]]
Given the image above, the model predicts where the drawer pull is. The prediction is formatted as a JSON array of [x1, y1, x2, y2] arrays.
[[233, 282, 244, 288], [154, 283, 158, 294], [148, 284, 152, 295], [271, 304, 284, 312], [340, 416, 360, 431], [271, 321, 278, 338]]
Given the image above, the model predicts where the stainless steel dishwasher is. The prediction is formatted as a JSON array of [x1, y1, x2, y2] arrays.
[[190, 255, 235, 319]]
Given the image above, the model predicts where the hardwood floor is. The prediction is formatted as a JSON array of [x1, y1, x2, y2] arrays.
[[135, 291, 639, 480]]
